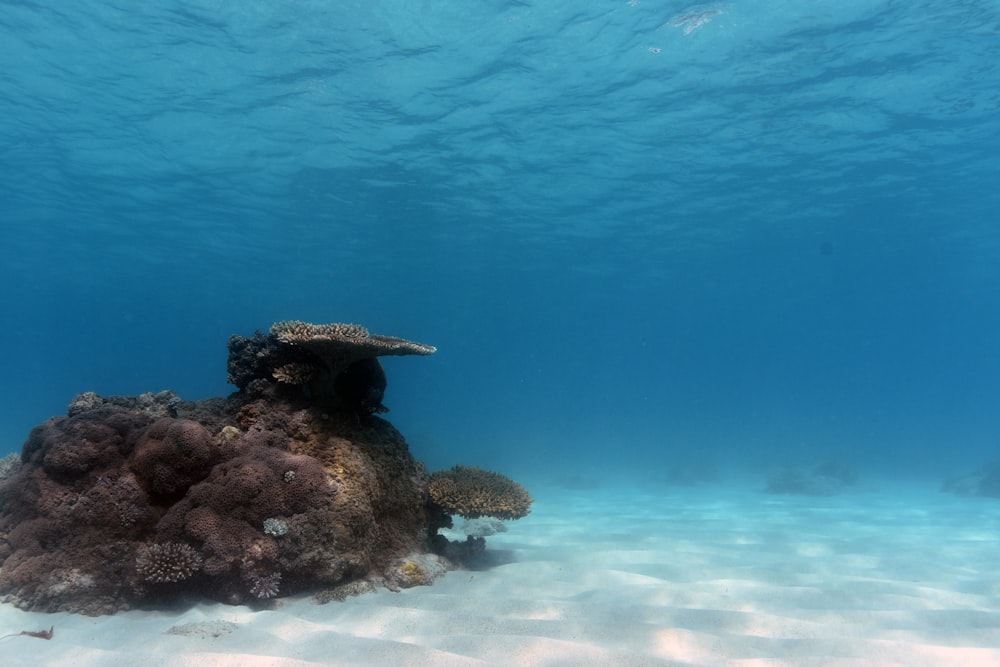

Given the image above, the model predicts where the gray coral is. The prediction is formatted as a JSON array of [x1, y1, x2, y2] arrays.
[[262, 517, 288, 537], [249, 572, 281, 599]]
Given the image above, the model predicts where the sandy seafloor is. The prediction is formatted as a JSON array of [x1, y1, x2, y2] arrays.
[[2, 479, 999, 667]]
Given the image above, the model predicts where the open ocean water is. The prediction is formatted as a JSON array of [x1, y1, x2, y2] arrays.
[[2, 0, 999, 487]]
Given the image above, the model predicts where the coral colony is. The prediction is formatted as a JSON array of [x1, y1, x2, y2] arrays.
[[0, 321, 532, 615]]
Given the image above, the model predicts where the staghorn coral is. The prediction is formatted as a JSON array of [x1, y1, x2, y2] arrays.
[[135, 542, 203, 584], [428, 466, 533, 520]]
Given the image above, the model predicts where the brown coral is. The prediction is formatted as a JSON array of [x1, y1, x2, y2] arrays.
[[428, 466, 533, 520], [0, 323, 446, 614], [128, 418, 222, 501]]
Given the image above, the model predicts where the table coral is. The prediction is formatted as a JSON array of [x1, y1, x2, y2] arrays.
[[428, 466, 534, 520], [227, 320, 435, 414]]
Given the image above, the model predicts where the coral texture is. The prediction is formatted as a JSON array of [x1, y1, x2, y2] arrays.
[[428, 466, 534, 520], [0, 390, 435, 614], [0, 324, 528, 616], [249, 572, 282, 599], [270, 321, 436, 373], [226, 320, 435, 414], [0, 454, 20, 481]]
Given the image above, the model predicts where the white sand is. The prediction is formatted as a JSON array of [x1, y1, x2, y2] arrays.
[[3, 479, 999, 666]]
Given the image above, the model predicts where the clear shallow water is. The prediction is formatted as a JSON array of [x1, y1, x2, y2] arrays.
[[2, 1, 999, 479]]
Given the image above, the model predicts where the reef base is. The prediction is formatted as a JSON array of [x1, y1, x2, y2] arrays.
[[0, 388, 450, 615]]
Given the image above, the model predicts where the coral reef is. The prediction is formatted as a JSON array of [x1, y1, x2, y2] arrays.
[[227, 321, 435, 414], [0, 397, 423, 613], [428, 466, 534, 520], [0, 322, 529, 615]]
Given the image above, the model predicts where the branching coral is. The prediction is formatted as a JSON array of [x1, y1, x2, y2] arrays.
[[249, 572, 282, 599], [135, 542, 203, 584], [428, 466, 533, 520]]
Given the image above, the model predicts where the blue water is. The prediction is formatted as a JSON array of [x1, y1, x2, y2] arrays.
[[2, 1, 999, 482]]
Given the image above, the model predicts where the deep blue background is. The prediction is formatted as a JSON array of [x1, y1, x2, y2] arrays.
[[2, 1, 999, 482]]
